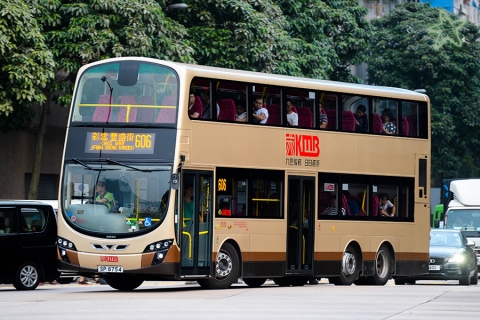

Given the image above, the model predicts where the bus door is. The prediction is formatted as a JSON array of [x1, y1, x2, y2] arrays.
[[180, 171, 213, 276], [287, 176, 315, 273]]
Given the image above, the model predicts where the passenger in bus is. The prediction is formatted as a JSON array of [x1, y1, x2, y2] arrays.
[[379, 193, 396, 217], [318, 102, 328, 129], [95, 181, 115, 212], [342, 191, 359, 215], [323, 198, 345, 215], [354, 104, 368, 133], [286, 99, 298, 126], [235, 100, 247, 122], [188, 92, 201, 118], [201, 91, 211, 119], [381, 108, 396, 135], [183, 184, 194, 226], [252, 98, 269, 124]]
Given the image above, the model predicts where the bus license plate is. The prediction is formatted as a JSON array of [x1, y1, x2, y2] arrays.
[[98, 266, 123, 273], [429, 265, 441, 271]]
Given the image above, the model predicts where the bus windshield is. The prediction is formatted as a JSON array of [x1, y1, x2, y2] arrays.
[[61, 162, 172, 234], [70, 61, 179, 125]]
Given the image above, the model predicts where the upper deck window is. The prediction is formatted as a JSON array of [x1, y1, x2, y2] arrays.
[[71, 61, 179, 126]]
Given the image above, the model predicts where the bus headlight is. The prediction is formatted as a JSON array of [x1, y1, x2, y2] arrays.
[[144, 239, 173, 266], [57, 237, 77, 263]]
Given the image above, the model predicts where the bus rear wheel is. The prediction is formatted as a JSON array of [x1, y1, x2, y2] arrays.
[[243, 278, 267, 288], [368, 245, 392, 285], [328, 246, 359, 286], [199, 243, 239, 289], [104, 275, 144, 291]]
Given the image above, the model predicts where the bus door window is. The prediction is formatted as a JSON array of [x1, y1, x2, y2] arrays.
[[287, 177, 315, 271], [181, 172, 213, 273], [251, 177, 282, 218]]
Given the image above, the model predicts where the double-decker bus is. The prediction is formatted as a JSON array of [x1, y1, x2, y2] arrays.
[[57, 57, 430, 290]]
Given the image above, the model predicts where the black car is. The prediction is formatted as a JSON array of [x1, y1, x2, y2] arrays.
[[0, 200, 60, 290], [395, 229, 478, 285]]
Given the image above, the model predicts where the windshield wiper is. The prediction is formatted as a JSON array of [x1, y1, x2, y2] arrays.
[[105, 159, 166, 173], [72, 158, 118, 171]]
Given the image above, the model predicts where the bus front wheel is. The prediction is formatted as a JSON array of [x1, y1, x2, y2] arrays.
[[104, 275, 144, 291], [200, 242, 239, 289]]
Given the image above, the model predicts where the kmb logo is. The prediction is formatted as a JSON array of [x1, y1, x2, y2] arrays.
[[100, 256, 118, 262], [285, 134, 320, 157]]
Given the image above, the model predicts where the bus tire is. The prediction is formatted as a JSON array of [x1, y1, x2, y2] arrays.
[[13, 262, 40, 290], [104, 275, 143, 291], [273, 278, 290, 287], [243, 278, 267, 288], [330, 246, 359, 286], [368, 245, 392, 286], [200, 242, 239, 289]]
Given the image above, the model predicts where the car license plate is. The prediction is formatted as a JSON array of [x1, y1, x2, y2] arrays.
[[97, 266, 123, 273], [429, 265, 441, 271]]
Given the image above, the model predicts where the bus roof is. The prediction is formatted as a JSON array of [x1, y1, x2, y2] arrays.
[[449, 179, 480, 206], [78, 57, 429, 102]]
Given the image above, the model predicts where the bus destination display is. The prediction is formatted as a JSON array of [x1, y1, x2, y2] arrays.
[[85, 132, 156, 154]]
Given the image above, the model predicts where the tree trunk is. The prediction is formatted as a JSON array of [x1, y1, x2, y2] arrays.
[[28, 92, 51, 200]]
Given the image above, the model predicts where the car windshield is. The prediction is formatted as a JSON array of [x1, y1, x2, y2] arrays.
[[61, 162, 172, 234], [446, 209, 480, 231], [430, 231, 463, 247]]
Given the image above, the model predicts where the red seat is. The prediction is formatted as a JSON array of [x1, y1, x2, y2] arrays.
[[217, 99, 236, 121], [297, 107, 313, 128], [371, 194, 380, 216], [135, 96, 155, 123], [326, 109, 336, 130], [373, 114, 383, 134], [92, 94, 112, 122], [266, 104, 281, 125], [342, 194, 350, 215], [155, 96, 177, 123], [115, 95, 137, 122], [341, 111, 355, 132]]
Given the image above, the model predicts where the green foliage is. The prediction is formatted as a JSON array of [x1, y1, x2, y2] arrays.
[[30, 0, 195, 107], [175, 0, 370, 82], [0, 0, 55, 132], [366, 3, 480, 185]]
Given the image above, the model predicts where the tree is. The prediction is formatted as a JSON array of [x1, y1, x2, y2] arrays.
[[0, 0, 55, 132], [22, 0, 195, 199], [173, 0, 371, 82], [365, 3, 480, 185]]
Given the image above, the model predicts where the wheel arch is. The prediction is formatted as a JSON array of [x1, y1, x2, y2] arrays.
[[217, 238, 242, 278]]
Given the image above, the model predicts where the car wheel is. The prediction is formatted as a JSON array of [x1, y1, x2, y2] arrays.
[[13, 262, 40, 290], [459, 269, 470, 286], [470, 268, 478, 285]]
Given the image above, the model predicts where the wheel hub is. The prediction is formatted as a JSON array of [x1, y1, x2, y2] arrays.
[[342, 252, 356, 276], [215, 251, 232, 278], [20, 265, 38, 287]]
